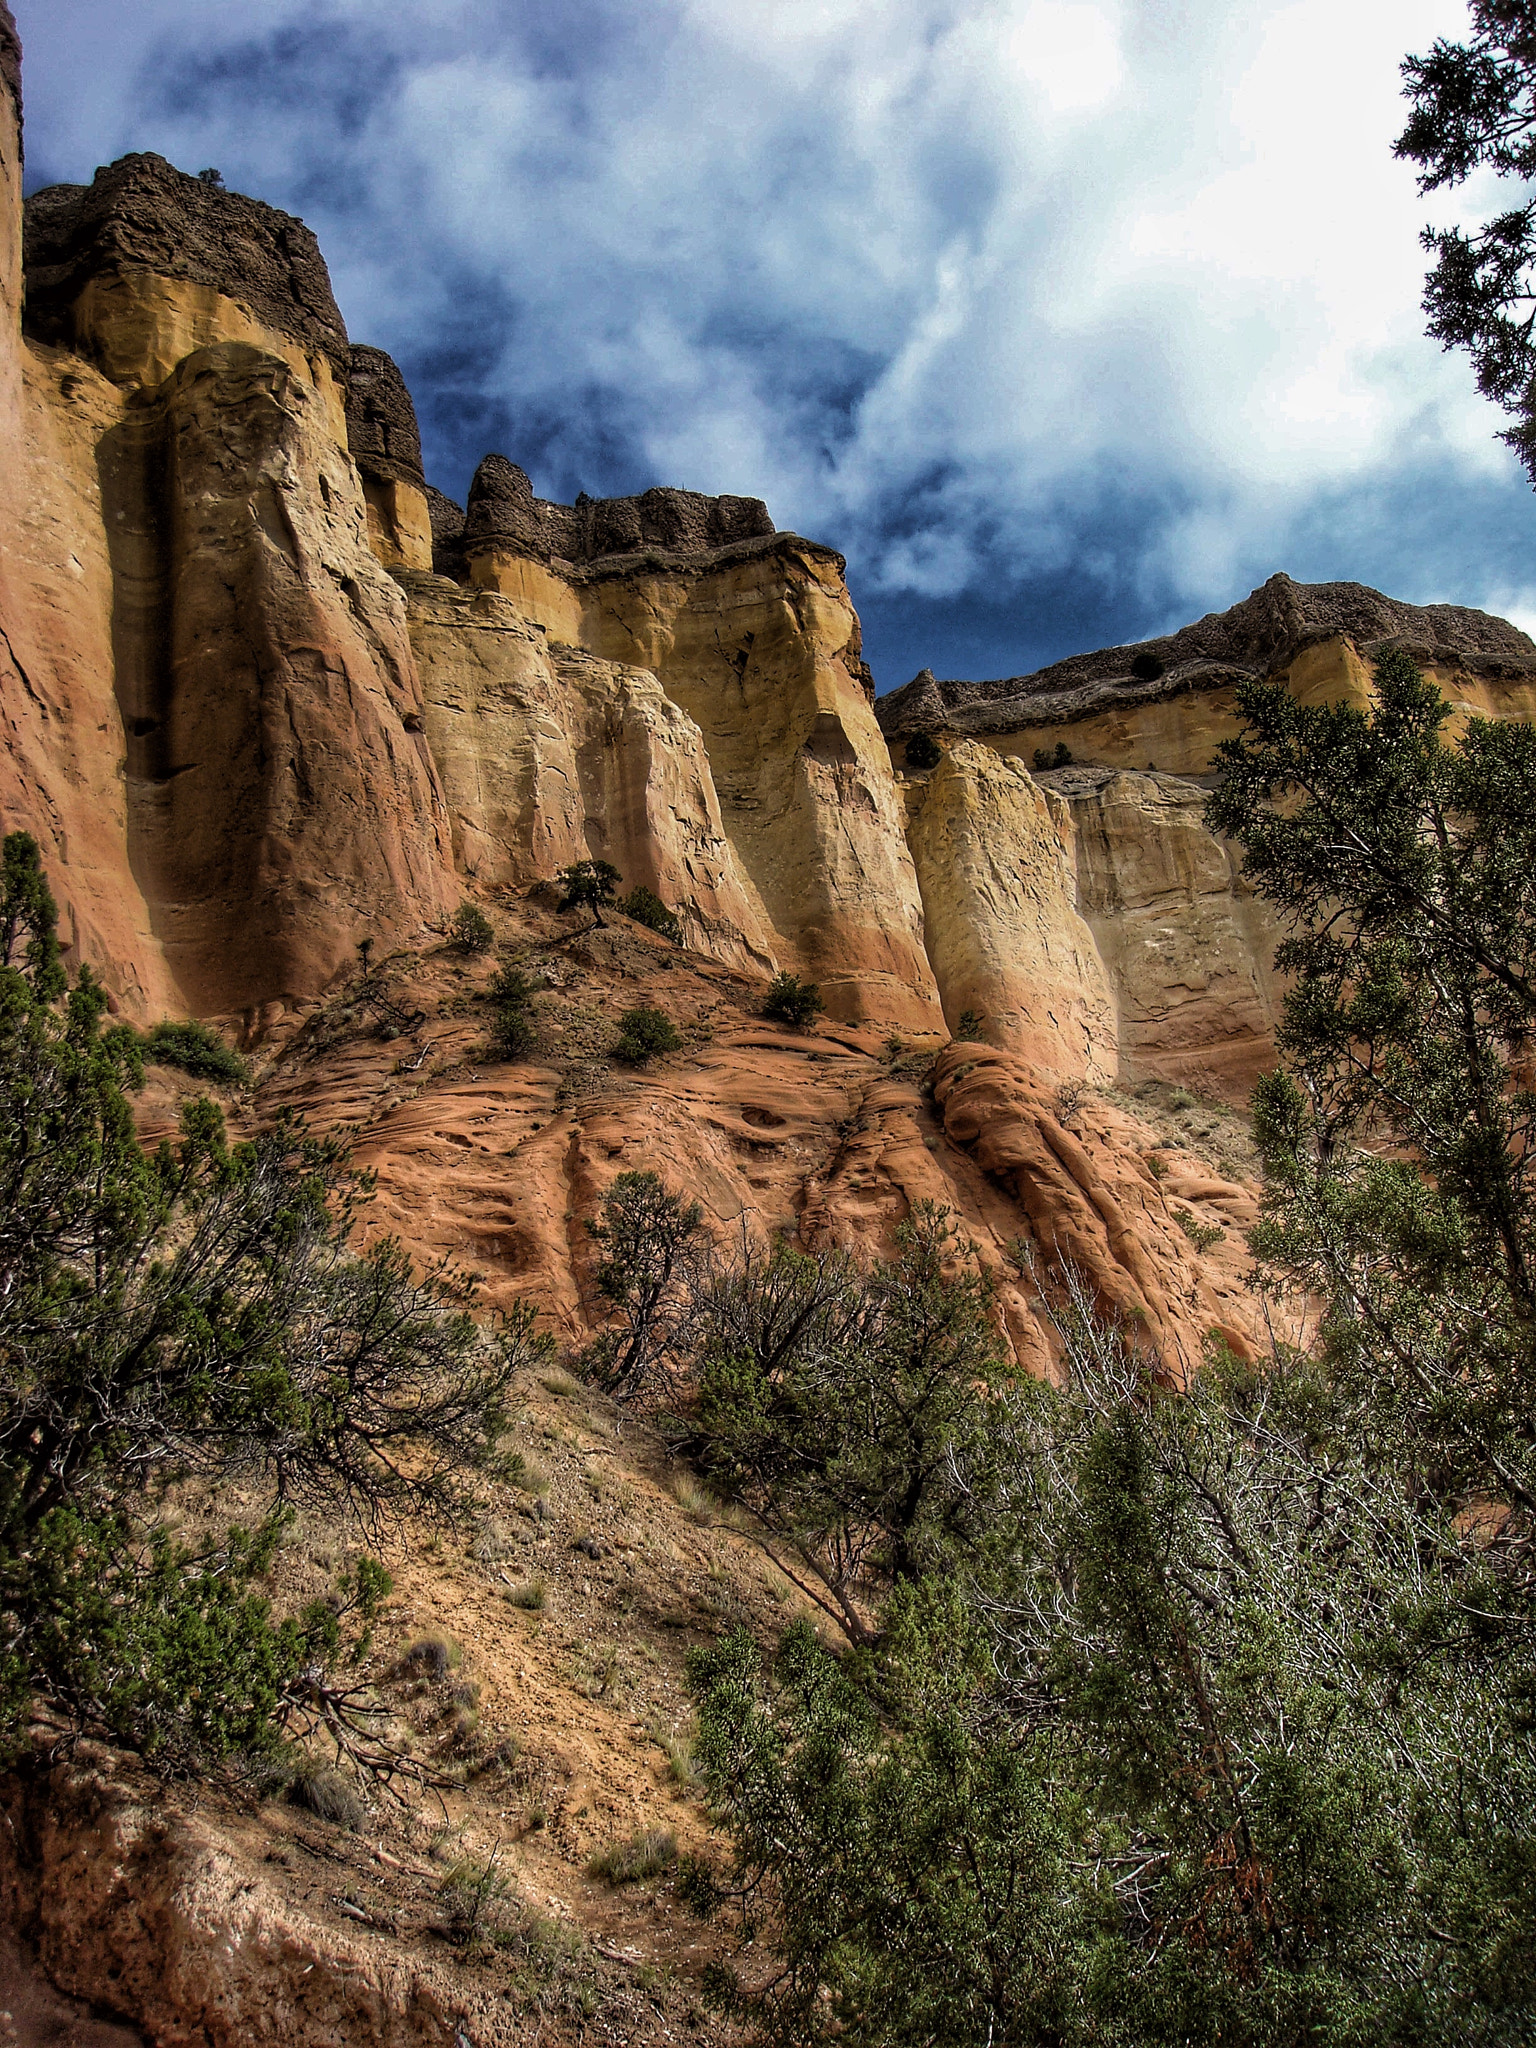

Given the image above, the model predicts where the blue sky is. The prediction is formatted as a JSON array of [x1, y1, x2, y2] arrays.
[[18, 0, 1536, 691]]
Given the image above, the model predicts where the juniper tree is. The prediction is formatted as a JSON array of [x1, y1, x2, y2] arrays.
[[1398, 3, 1536, 480], [0, 833, 547, 1769]]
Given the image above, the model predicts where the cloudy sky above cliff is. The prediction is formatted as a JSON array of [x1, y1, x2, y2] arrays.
[[18, 0, 1536, 687]]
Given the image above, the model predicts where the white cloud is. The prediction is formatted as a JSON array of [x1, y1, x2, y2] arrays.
[[21, 0, 1535, 675]]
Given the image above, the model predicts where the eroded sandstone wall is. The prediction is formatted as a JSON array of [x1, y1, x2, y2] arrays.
[[7, 154, 457, 1020], [0, 19, 182, 1013], [407, 573, 779, 976], [904, 741, 1115, 1078], [450, 462, 941, 1026]]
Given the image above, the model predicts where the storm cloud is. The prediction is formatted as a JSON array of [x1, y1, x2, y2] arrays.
[[19, 0, 1535, 687]]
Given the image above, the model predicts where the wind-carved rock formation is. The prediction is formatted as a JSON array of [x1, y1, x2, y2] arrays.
[[345, 343, 434, 573], [884, 577, 1536, 1098], [4, 141, 936, 1028], [403, 447, 935, 1023]]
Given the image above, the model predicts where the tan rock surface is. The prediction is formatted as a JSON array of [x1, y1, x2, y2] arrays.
[[905, 740, 1115, 1080], [103, 340, 456, 1015], [0, 50, 183, 1015], [579, 543, 940, 1027], [229, 900, 1280, 1386], [408, 575, 779, 974], [1062, 765, 1282, 1099]]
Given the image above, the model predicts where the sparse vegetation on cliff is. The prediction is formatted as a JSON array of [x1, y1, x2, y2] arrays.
[[446, 902, 495, 955], [558, 859, 621, 929], [0, 834, 548, 1777], [762, 971, 823, 1028], [487, 962, 542, 1058], [140, 1016, 250, 1084], [612, 1006, 682, 1064], [620, 885, 683, 944]]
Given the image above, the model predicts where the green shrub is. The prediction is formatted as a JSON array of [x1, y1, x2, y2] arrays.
[[558, 860, 621, 927], [505, 1577, 547, 1611], [142, 1019, 249, 1084], [1174, 1206, 1226, 1252], [585, 1828, 677, 1885], [613, 1007, 681, 1064], [1031, 740, 1074, 771], [904, 733, 942, 771], [620, 886, 682, 943], [762, 972, 823, 1028], [488, 964, 541, 1060], [447, 903, 494, 954], [1130, 649, 1166, 681], [954, 1008, 985, 1041]]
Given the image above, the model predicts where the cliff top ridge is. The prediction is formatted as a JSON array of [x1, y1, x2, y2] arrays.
[[878, 572, 1536, 736], [451, 450, 777, 570], [344, 342, 425, 492], [23, 152, 350, 373]]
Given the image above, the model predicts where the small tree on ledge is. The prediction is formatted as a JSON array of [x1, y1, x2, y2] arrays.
[[558, 860, 621, 929], [763, 972, 824, 1028]]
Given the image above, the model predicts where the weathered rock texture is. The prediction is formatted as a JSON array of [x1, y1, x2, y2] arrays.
[[4, 154, 458, 1018], [345, 342, 433, 571], [23, 153, 350, 375], [881, 576, 1536, 1094], [105, 341, 456, 1013], [461, 450, 775, 568], [406, 572, 779, 974], [880, 572, 1536, 748], [906, 741, 1115, 1076]]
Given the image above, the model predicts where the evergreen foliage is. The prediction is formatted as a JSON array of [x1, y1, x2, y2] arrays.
[[447, 902, 495, 955], [904, 733, 942, 772], [487, 963, 541, 1059], [141, 1019, 249, 1084], [1397, 4, 1536, 481], [762, 972, 823, 1028], [577, 1170, 707, 1403], [0, 834, 547, 1773], [612, 1006, 681, 1064], [619, 886, 683, 943], [558, 860, 621, 928], [683, 1211, 1018, 1645]]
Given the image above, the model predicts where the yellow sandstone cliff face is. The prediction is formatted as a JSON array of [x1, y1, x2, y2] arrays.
[[882, 575, 1536, 1097], [461, 532, 942, 1026], [6, 156, 457, 1021], [904, 741, 1115, 1079], [407, 573, 779, 976], [0, 76, 183, 1012], [104, 339, 456, 1016], [1064, 767, 1281, 1100]]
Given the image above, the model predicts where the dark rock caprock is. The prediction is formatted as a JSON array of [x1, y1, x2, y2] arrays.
[[460, 451, 776, 567], [23, 153, 350, 372]]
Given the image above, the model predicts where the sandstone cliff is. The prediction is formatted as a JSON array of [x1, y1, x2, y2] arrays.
[[9, 152, 457, 1019], [881, 577, 1536, 1098], [0, 20, 1457, 2041]]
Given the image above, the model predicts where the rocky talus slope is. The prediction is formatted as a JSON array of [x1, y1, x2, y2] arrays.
[[0, 5, 1522, 2036]]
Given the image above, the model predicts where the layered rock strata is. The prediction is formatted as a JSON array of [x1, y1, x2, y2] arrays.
[[881, 576, 1536, 1096], [880, 572, 1536, 757]]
